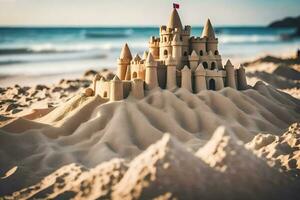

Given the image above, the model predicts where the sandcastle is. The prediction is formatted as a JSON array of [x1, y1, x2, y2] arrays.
[[88, 7, 248, 100]]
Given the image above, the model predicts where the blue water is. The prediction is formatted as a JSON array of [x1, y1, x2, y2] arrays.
[[0, 27, 299, 75]]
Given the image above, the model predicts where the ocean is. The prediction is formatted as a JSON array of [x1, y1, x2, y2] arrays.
[[0, 27, 299, 76]]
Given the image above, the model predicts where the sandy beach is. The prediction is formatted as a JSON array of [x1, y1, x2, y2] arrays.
[[0, 51, 299, 199]]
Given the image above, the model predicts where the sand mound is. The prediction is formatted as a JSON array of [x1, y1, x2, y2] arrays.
[[112, 134, 221, 200], [196, 127, 298, 199], [8, 159, 127, 200], [0, 85, 300, 196], [247, 122, 300, 178], [6, 130, 300, 200]]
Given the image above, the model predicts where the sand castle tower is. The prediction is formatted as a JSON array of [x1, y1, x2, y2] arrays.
[[131, 78, 144, 99], [110, 75, 123, 101], [194, 63, 207, 92], [166, 55, 177, 89], [145, 52, 158, 90], [117, 44, 132, 80], [237, 65, 248, 90], [202, 19, 218, 55], [225, 59, 237, 89], [181, 65, 192, 92], [188, 50, 199, 72], [93, 73, 101, 95], [172, 34, 183, 68]]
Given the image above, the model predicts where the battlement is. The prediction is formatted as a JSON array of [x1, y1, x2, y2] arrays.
[[190, 36, 206, 43]]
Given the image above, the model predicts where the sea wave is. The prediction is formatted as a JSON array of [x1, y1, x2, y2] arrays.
[[219, 34, 279, 43], [84, 29, 133, 38]]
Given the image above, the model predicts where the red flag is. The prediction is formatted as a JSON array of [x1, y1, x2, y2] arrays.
[[173, 3, 179, 9]]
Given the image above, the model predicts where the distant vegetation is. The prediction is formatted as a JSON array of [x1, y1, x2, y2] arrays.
[[268, 15, 300, 28]]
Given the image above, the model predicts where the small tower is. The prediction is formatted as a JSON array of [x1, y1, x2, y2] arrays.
[[117, 44, 132, 80], [237, 65, 248, 90], [149, 36, 159, 59], [181, 65, 192, 92], [194, 63, 207, 92], [145, 52, 158, 90], [201, 19, 218, 54], [166, 55, 177, 90], [110, 75, 123, 101], [225, 59, 237, 89], [188, 50, 199, 72], [172, 34, 183, 69], [131, 78, 144, 99]]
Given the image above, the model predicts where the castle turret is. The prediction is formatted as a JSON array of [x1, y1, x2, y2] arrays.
[[237, 65, 248, 90], [117, 43, 132, 80], [194, 63, 207, 92], [149, 36, 160, 59], [110, 75, 123, 101], [166, 55, 177, 90], [109, 75, 124, 101], [131, 78, 144, 99], [172, 34, 183, 69], [181, 65, 192, 92], [188, 50, 199, 72], [201, 19, 218, 55], [225, 59, 237, 89], [145, 52, 158, 90]]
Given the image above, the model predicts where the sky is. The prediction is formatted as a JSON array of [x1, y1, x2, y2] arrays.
[[0, 0, 299, 26]]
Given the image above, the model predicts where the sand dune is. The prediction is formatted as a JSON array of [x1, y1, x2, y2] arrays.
[[0, 83, 300, 197]]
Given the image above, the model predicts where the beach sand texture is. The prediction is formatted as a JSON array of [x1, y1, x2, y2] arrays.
[[1, 80, 300, 199]]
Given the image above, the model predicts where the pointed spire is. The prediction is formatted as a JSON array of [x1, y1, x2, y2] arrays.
[[168, 8, 183, 30], [120, 43, 132, 60], [182, 65, 190, 71], [133, 54, 141, 62], [112, 75, 121, 81], [190, 50, 198, 58], [225, 59, 233, 67], [195, 63, 205, 71], [146, 52, 155, 63], [201, 19, 216, 39]]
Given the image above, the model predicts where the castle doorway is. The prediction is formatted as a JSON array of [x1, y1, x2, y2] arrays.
[[132, 72, 137, 78], [209, 79, 216, 90]]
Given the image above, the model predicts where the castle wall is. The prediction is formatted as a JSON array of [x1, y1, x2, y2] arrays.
[[97, 81, 110, 98]]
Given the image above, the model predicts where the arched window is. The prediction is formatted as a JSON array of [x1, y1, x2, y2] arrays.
[[214, 50, 219, 55], [103, 91, 108, 98], [180, 36, 183, 41], [132, 72, 137, 78], [164, 50, 168, 56], [183, 51, 188, 56], [211, 62, 216, 70], [164, 37, 167, 42], [203, 62, 208, 69], [199, 50, 203, 56], [209, 79, 216, 90]]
